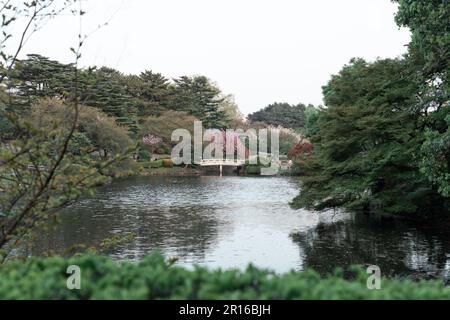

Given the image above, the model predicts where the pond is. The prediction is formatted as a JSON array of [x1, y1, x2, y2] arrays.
[[33, 176, 450, 280]]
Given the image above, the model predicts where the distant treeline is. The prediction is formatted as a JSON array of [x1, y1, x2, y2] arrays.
[[1, 55, 315, 158], [1, 54, 239, 135]]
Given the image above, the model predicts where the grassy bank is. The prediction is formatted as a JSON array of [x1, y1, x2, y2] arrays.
[[0, 253, 448, 300], [132, 157, 201, 176], [140, 166, 202, 176]]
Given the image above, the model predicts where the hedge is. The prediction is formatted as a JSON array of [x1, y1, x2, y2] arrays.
[[149, 160, 164, 168], [140, 160, 164, 169], [140, 161, 151, 169], [245, 165, 261, 175], [0, 253, 449, 300], [137, 150, 151, 162]]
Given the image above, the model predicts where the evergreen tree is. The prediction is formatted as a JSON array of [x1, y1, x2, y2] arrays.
[[172, 76, 228, 128], [394, 0, 450, 197], [11, 54, 74, 110], [78, 67, 138, 133], [118, 70, 172, 117], [304, 104, 322, 138], [7, 57, 232, 134], [292, 58, 448, 217], [139, 70, 171, 106], [248, 102, 306, 129]]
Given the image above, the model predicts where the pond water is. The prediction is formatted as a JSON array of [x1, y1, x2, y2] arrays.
[[33, 176, 450, 279]]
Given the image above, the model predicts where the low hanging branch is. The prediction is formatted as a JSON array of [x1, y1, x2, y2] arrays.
[[0, 0, 134, 261]]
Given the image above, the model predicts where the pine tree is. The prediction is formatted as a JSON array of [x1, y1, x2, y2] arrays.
[[248, 102, 306, 129], [12, 54, 74, 111], [172, 75, 227, 128], [78, 67, 138, 133]]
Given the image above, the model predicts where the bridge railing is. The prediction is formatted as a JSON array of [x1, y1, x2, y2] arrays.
[[199, 159, 246, 166]]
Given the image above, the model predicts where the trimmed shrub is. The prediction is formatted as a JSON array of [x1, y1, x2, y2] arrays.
[[245, 165, 261, 175], [149, 160, 163, 168], [0, 253, 448, 300], [162, 159, 174, 168], [140, 162, 152, 169], [138, 150, 151, 162]]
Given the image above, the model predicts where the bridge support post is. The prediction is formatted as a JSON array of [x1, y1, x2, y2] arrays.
[[219, 165, 223, 177]]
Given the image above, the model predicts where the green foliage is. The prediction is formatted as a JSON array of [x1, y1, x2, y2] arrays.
[[138, 149, 151, 162], [100, 233, 137, 254], [8, 56, 138, 131], [393, 0, 450, 199], [149, 160, 164, 169], [123, 70, 172, 117], [67, 132, 93, 156], [105, 158, 141, 179], [78, 67, 137, 131], [11, 55, 74, 111], [0, 253, 448, 300], [279, 129, 301, 156], [292, 58, 448, 217], [245, 165, 261, 175], [172, 76, 229, 128], [0, 100, 122, 258], [0, 88, 14, 140], [304, 105, 322, 139], [394, 0, 450, 79], [0, 1, 134, 261], [248, 102, 307, 130], [420, 113, 450, 197], [28, 99, 133, 159], [140, 162, 152, 169], [292, 1, 450, 218], [7, 56, 233, 136]]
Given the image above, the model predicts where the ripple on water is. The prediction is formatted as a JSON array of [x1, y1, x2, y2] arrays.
[[30, 176, 450, 279]]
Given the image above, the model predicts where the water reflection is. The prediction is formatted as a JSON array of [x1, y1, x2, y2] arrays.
[[291, 215, 450, 280], [33, 176, 450, 279], [37, 177, 223, 261]]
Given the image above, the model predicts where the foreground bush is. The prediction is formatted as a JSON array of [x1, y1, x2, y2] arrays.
[[0, 253, 449, 300]]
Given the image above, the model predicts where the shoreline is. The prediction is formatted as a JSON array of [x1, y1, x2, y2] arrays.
[[138, 167, 202, 177]]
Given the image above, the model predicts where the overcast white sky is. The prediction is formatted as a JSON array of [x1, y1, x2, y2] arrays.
[[10, 0, 411, 115]]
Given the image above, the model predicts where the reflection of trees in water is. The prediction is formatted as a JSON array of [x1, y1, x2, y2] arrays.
[[291, 215, 450, 280], [120, 205, 221, 260], [33, 202, 221, 261], [32, 177, 223, 260]]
